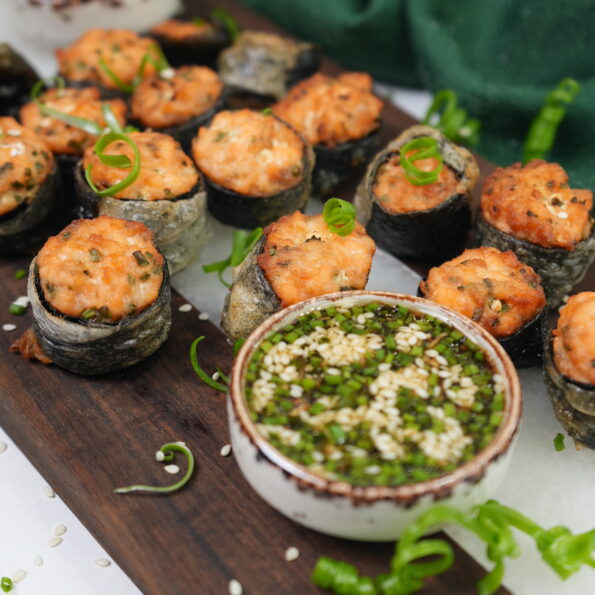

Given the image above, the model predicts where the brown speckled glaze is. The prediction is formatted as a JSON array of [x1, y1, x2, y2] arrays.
[[229, 291, 522, 506]]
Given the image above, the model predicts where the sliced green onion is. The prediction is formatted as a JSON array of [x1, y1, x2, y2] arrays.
[[323, 198, 356, 237], [31, 78, 103, 136], [98, 55, 135, 93], [399, 136, 443, 186], [203, 227, 263, 287], [262, 107, 273, 116], [113, 442, 194, 494], [423, 89, 481, 146], [210, 7, 240, 41], [233, 338, 246, 356], [84, 132, 141, 197], [0, 577, 12, 593], [14, 269, 27, 280], [9, 303, 26, 316], [554, 433, 566, 452], [101, 103, 123, 134], [523, 77, 580, 163], [190, 336, 228, 393]]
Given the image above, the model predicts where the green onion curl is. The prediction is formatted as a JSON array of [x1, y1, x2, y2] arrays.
[[190, 336, 228, 393], [323, 198, 356, 236], [399, 137, 443, 186]]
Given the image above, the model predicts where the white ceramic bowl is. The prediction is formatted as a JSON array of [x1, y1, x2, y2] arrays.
[[228, 291, 522, 541]]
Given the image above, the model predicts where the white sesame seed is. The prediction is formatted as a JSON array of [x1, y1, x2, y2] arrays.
[[160, 67, 175, 79], [557, 211, 569, 219], [220, 444, 232, 457], [95, 558, 111, 568], [285, 546, 300, 562], [178, 304, 192, 312], [212, 371, 220, 381], [3, 324, 16, 332], [155, 450, 165, 462], [0, 441, 7, 454], [7, 129, 21, 136], [47, 537, 63, 548], [229, 579, 243, 595], [198, 312, 210, 321], [364, 465, 381, 475], [54, 524, 67, 536], [13, 569, 27, 584], [33, 555, 43, 567], [164, 464, 180, 474], [43, 486, 55, 498], [14, 296, 29, 307]]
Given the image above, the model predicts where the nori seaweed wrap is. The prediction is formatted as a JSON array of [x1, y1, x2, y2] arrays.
[[0, 43, 38, 116], [354, 125, 479, 260]]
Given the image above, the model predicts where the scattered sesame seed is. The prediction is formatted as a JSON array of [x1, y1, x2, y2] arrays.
[[3, 324, 17, 332], [220, 444, 232, 457], [43, 486, 55, 498], [229, 579, 243, 595], [7, 129, 21, 137], [14, 296, 29, 307], [557, 211, 569, 219], [33, 555, 43, 567], [47, 537, 63, 548], [95, 558, 111, 568], [285, 547, 300, 562], [164, 464, 180, 474], [212, 371, 220, 381], [54, 524, 67, 537], [198, 312, 210, 321], [155, 450, 165, 462], [160, 68, 175, 79], [13, 569, 27, 584], [178, 304, 192, 312], [0, 441, 7, 454]]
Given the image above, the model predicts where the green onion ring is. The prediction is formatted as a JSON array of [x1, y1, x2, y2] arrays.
[[113, 442, 194, 494], [189, 336, 228, 393], [323, 198, 356, 236], [98, 55, 135, 93], [84, 132, 141, 197], [399, 136, 443, 186], [101, 103, 123, 134]]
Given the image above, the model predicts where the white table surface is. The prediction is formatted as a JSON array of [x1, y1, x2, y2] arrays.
[[1, 16, 594, 595]]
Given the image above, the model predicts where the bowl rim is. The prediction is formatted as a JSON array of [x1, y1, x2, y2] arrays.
[[229, 290, 522, 503]]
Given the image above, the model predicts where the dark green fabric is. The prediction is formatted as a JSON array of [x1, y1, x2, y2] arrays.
[[240, 0, 595, 189]]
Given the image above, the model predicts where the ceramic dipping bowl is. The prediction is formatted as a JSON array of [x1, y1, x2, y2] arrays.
[[228, 291, 522, 541]]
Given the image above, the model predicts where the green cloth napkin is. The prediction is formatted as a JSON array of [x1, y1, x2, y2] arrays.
[[240, 0, 595, 190]]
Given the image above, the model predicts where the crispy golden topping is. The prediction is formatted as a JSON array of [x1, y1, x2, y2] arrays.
[[553, 292, 595, 385], [373, 152, 460, 213], [192, 109, 305, 196], [273, 72, 382, 147], [56, 28, 160, 89], [20, 86, 127, 156], [257, 211, 375, 307], [420, 247, 546, 338], [83, 131, 199, 200], [37, 216, 164, 322], [481, 160, 593, 250], [131, 66, 223, 129], [150, 19, 216, 41], [0, 117, 54, 217]]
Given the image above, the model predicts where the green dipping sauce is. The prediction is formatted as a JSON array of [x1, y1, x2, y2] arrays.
[[244, 302, 505, 486]]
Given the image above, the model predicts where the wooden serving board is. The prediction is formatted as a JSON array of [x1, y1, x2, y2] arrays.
[[0, 1, 592, 594]]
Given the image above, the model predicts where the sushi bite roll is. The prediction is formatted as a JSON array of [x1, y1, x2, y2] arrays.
[[273, 72, 383, 197], [55, 28, 164, 97], [0, 117, 60, 255], [150, 18, 232, 67], [0, 43, 38, 116], [26, 216, 171, 375], [74, 130, 210, 275], [477, 160, 595, 306], [20, 85, 127, 207], [543, 292, 595, 448], [191, 109, 314, 229], [221, 209, 376, 340], [130, 65, 225, 153], [218, 31, 320, 102], [418, 247, 547, 368], [354, 125, 479, 259]]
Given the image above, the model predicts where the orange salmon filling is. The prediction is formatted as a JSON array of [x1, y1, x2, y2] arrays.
[[420, 247, 545, 338], [83, 131, 199, 200], [37, 216, 164, 321], [192, 109, 304, 196], [372, 152, 460, 213], [20, 87, 127, 156], [56, 29, 160, 90], [131, 66, 223, 129], [150, 19, 217, 41], [273, 72, 382, 147], [481, 160, 593, 250], [0, 117, 54, 217], [553, 292, 595, 385], [257, 211, 376, 307]]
